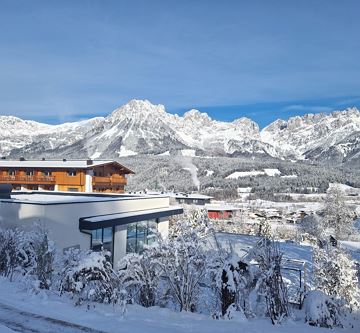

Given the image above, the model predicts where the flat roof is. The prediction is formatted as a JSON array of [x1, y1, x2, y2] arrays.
[[80, 206, 184, 229], [0, 191, 169, 205], [172, 193, 213, 200], [0, 159, 134, 173], [128, 191, 213, 200]]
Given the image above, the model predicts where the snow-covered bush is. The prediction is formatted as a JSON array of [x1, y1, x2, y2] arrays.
[[0, 226, 54, 288], [304, 290, 343, 328], [313, 246, 359, 311], [59, 249, 124, 307], [253, 241, 291, 324], [159, 218, 210, 312], [0, 228, 21, 281], [29, 229, 55, 290], [273, 225, 298, 242], [119, 244, 161, 307]]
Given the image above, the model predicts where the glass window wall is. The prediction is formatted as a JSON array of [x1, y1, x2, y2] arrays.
[[126, 219, 157, 253]]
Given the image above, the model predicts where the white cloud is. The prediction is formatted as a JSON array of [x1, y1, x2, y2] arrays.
[[283, 104, 333, 113]]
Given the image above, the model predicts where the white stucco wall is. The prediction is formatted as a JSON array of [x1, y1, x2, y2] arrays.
[[0, 195, 173, 260], [157, 217, 169, 239]]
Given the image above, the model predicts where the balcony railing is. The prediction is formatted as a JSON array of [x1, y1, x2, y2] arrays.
[[92, 176, 127, 185], [0, 175, 56, 184]]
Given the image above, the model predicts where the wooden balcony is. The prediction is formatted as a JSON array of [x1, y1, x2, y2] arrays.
[[92, 176, 127, 185], [0, 175, 56, 185]]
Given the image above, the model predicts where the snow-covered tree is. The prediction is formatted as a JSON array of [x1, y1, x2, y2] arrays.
[[299, 214, 323, 241], [253, 241, 291, 324], [169, 207, 210, 238], [257, 219, 272, 238], [214, 251, 255, 318], [323, 186, 355, 239], [313, 246, 359, 311], [30, 229, 55, 290]]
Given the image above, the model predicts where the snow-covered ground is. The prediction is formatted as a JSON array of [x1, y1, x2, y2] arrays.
[[181, 149, 196, 157], [226, 168, 281, 179], [0, 278, 358, 333], [118, 146, 138, 157]]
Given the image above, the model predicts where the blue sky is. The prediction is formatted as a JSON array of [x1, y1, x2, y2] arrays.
[[0, 0, 360, 127]]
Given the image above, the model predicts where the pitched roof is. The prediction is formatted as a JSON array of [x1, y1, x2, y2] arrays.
[[0, 159, 134, 173]]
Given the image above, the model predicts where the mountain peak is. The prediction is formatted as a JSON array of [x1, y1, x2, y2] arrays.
[[183, 109, 212, 123], [109, 99, 166, 120], [233, 117, 259, 129]]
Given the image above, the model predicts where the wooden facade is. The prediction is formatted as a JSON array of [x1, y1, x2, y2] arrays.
[[0, 160, 133, 193]]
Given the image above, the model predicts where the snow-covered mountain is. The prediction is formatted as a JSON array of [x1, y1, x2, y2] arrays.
[[1, 100, 359, 165], [260, 107, 360, 164]]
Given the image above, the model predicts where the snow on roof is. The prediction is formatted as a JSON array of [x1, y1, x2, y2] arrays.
[[0, 191, 167, 204], [0, 159, 133, 172], [172, 193, 213, 200], [81, 206, 183, 224], [127, 191, 213, 200], [205, 203, 240, 211]]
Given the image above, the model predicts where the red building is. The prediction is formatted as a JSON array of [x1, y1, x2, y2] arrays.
[[206, 204, 241, 219]]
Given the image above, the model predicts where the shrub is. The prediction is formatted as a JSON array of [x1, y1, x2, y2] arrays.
[[119, 245, 161, 307], [0, 228, 20, 281], [59, 249, 124, 307], [304, 290, 343, 328]]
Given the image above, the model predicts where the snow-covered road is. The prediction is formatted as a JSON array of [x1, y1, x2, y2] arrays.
[[0, 302, 105, 333]]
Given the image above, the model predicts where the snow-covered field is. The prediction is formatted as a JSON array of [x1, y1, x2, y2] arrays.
[[0, 278, 358, 333], [226, 168, 281, 179]]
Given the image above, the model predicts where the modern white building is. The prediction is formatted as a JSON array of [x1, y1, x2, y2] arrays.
[[0, 188, 183, 267], [128, 190, 213, 206]]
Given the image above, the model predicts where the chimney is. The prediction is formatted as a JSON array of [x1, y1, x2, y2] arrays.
[[86, 159, 93, 165], [0, 184, 12, 199], [19, 157, 25, 161]]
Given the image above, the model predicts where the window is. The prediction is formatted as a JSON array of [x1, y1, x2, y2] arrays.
[[126, 220, 157, 253], [91, 227, 113, 254], [26, 170, 34, 176], [43, 171, 52, 176], [8, 170, 15, 176], [67, 170, 77, 176], [67, 187, 79, 192]]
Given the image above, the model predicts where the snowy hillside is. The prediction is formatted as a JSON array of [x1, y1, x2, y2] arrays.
[[1, 100, 360, 164]]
